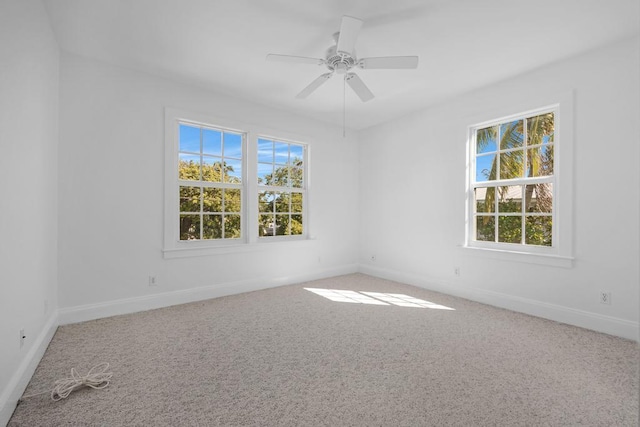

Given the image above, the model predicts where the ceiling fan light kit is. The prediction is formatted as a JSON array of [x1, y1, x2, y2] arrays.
[[266, 15, 419, 103]]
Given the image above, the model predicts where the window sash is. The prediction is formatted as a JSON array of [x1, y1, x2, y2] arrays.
[[469, 107, 557, 249], [256, 138, 307, 239]]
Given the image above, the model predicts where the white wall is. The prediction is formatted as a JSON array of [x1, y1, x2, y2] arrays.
[[0, 0, 59, 423], [358, 36, 640, 340], [56, 52, 360, 319]]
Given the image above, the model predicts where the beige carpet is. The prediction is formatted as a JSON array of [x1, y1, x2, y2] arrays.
[[9, 274, 639, 426]]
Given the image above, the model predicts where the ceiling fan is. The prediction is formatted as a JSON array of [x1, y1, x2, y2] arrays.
[[266, 15, 419, 102]]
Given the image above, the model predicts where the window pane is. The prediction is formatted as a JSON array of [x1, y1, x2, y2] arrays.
[[291, 214, 303, 235], [475, 154, 496, 182], [258, 163, 272, 185], [224, 189, 241, 213], [259, 214, 274, 236], [474, 187, 495, 213], [224, 215, 241, 239], [258, 191, 274, 213], [525, 183, 553, 213], [527, 145, 553, 177], [224, 158, 242, 183], [179, 186, 200, 212], [476, 126, 497, 154], [289, 145, 304, 165], [180, 214, 200, 240], [525, 216, 552, 246], [275, 192, 289, 213], [202, 157, 222, 182], [224, 132, 242, 159], [498, 216, 522, 243], [202, 214, 222, 239], [274, 142, 289, 165], [526, 113, 554, 146], [179, 124, 200, 153], [202, 188, 222, 212], [291, 193, 303, 213], [498, 185, 522, 213], [258, 139, 273, 163], [272, 165, 289, 187], [179, 154, 200, 180], [499, 150, 524, 179], [202, 128, 221, 156], [499, 120, 524, 149], [275, 214, 289, 235], [476, 216, 495, 241], [290, 167, 303, 188]]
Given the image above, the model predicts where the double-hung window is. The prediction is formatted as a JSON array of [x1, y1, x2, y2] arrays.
[[469, 107, 557, 252], [257, 138, 306, 238], [178, 122, 243, 241]]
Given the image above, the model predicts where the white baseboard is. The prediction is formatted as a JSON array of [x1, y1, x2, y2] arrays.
[[358, 264, 639, 341], [58, 264, 358, 325], [0, 312, 59, 427]]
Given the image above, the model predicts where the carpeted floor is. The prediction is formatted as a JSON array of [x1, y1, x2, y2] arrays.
[[9, 274, 639, 426]]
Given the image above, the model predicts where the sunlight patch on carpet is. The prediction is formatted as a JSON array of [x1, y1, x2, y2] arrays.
[[361, 292, 455, 310], [304, 288, 455, 310], [304, 288, 389, 305]]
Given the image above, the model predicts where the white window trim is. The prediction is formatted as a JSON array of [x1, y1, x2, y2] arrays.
[[463, 91, 574, 268], [163, 108, 313, 259]]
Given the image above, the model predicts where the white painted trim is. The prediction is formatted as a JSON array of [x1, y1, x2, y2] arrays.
[[465, 91, 575, 261], [163, 236, 318, 259], [460, 245, 574, 268], [472, 288, 639, 341], [58, 264, 358, 325], [0, 312, 59, 427], [358, 264, 638, 341]]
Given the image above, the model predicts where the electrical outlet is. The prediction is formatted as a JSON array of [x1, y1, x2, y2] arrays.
[[454, 267, 460, 276], [148, 276, 157, 286], [600, 291, 611, 305], [20, 329, 25, 348]]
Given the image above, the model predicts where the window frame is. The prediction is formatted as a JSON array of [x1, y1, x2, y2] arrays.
[[164, 108, 312, 259], [177, 121, 245, 242], [256, 136, 308, 241], [464, 93, 574, 267]]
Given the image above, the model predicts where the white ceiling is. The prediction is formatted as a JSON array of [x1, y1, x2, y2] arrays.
[[44, 0, 639, 130]]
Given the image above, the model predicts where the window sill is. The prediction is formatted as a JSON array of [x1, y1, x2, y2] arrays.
[[460, 245, 574, 268], [163, 237, 317, 259]]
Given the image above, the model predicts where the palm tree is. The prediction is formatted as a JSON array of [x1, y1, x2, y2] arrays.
[[475, 113, 554, 244]]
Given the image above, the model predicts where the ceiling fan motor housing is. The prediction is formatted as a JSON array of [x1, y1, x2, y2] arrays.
[[325, 45, 356, 74]]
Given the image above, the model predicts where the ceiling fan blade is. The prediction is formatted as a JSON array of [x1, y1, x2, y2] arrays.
[[296, 73, 333, 99], [336, 15, 363, 55], [358, 56, 419, 69], [345, 73, 374, 102], [266, 54, 325, 65]]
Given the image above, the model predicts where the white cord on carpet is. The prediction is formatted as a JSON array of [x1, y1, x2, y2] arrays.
[[19, 363, 113, 402]]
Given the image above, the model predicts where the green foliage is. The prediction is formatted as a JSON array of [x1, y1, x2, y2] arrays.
[[475, 113, 554, 246], [178, 160, 241, 240], [258, 160, 304, 237], [498, 216, 522, 243], [259, 158, 304, 188], [525, 216, 552, 246], [476, 216, 495, 241]]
